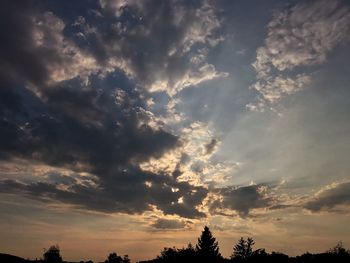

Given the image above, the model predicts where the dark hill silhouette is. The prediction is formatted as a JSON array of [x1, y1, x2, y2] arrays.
[[0, 253, 29, 263]]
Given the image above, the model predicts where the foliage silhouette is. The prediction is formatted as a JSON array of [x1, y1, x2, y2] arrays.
[[327, 241, 349, 255], [139, 228, 350, 263], [196, 226, 222, 262], [1, 229, 350, 263], [105, 252, 130, 263], [43, 245, 62, 263], [156, 243, 197, 263], [231, 237, 255, 260]]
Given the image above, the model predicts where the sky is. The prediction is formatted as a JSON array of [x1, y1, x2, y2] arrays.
[[0, 0, 350, 262]]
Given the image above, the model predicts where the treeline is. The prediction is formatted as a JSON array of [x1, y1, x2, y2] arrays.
[[139, 226, 350, 263], [1, 226, 350, 263]]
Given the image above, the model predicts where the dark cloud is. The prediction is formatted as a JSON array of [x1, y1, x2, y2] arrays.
[[46, 172, 78, 185], [304, 182, 350, 212], [0, 168, 207, 218], [0, 1, 38, 84], [204, 138, 218, 155], [0, 0, 209, 219], [74, 0, 224, 94], [0, 0, 70, 88], [0, 78, 211, 218], [268, 204, 293, 210], [210, 185, 272, 217], [151, 218, 186, 229]]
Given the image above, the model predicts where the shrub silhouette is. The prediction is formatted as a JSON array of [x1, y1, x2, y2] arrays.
[[157, 247, 178, 262], [105, 252, 130, 263], [43, 245, 62, 263], [157, 243, 197, 262], [327, 241, 349, 255]]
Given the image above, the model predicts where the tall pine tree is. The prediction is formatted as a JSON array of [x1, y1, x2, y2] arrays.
[[231, 237, 255, 260], [196, 226, 221, 262]]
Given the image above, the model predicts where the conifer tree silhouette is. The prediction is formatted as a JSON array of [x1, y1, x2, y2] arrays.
[[231, 237, 255, 260], [196, 226, 221, 262]]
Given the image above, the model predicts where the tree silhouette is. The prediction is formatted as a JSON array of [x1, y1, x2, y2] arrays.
[[327, 241, 348, 255], [156, 243, 197, 263], [122, 255, 130, 263], [43, 245, 62, 263], [105, 252, 130, 263], [196, 226, 221, 262], [157, 247, 178, 262], [3, 230, 350, 263], [181, 243, 196, 261], [232, 237, 245, 260], [107, 252, 121, 263], [231, 237, 255, 261]]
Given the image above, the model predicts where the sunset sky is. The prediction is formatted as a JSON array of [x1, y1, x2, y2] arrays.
[[1, 0, 350, 262]]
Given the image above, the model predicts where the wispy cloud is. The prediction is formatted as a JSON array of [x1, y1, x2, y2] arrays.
[[249, 0, 350, 111], [304, 181, 350, 212]]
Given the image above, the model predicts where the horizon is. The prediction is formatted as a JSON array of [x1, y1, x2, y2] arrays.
[[2, 225, 349, 262], [1, 0, 350, 262]]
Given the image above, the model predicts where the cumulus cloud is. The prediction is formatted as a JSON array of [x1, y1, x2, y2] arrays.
[[32, 12, 101, 85], [87, 0, 228, 95], [249, 0, 350, 110], [0, 0, 52, 88], [1, 0, 227, 95], [139, 121, 224, 187], [0, 76, 212, 218], [304, 181, 350, 212], [209, 184, 272, 217], [0, 0, 103, 90], [0, 0, 213, 220], [0, 78, 208, 217]]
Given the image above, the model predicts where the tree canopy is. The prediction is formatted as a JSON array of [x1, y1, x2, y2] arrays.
[[105, 252, 130, 263], [231, 237, 255, 260], [43, 245, 62, 263]]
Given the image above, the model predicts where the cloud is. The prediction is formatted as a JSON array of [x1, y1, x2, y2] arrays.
[[249, 74, 311, 105], [0, 0, 50, 87], [262, 0, 350, 71], [139, 121, 224, 187], [1, 0, 227, 96], [249, 0, 350, 110], [304, 181, 350, 212], [0, 0, 103, 90], [86, 0, 228, 95], [0, 79, 212, 218], [151, 218, 186, 229], [0, 166, 207, 219], [204, 138, 218, 155], [209, 184, 272, 217], [0, 0, 213, 219]]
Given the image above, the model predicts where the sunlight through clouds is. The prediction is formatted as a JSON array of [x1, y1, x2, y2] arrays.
[[1, 0, 350, 261]]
